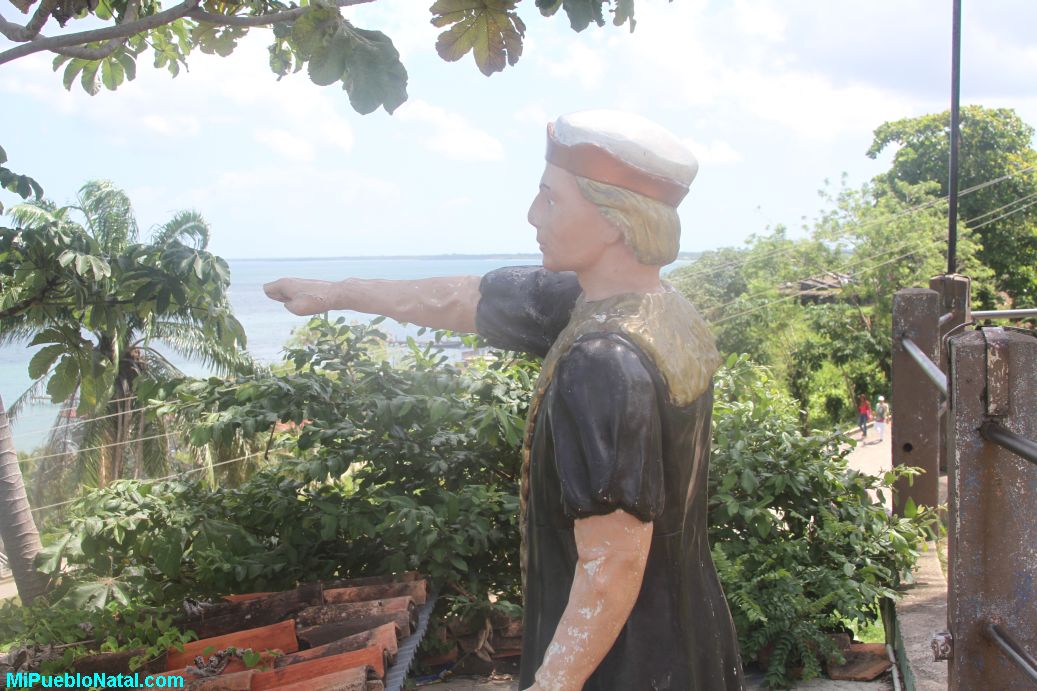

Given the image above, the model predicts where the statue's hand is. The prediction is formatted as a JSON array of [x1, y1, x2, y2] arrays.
[[263, 277, 335, 316]]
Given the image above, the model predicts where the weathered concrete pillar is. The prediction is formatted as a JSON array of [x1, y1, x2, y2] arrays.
[[947, 328, 1037, 690], [891, 288, 941, 514], [929, 274, 971, 472]]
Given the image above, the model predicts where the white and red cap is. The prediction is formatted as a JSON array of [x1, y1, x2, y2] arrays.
[[546, 110, 699, 208]]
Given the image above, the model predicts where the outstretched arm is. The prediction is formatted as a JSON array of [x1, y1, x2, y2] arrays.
[[263, 275, 482, 333], [526, 510, 652, 691]]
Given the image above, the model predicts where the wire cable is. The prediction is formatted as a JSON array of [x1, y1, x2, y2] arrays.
[[713, 244, 930, 325], [705, 235, 930, 317], [10, 384, 250, 441], [17, 431, 177, 464], [28, 450, 268, 514], [676, 164, 1037, 283], [704, 185, 1037, 320]]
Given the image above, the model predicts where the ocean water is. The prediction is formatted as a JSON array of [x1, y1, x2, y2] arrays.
[[1, 257, 692, 448]]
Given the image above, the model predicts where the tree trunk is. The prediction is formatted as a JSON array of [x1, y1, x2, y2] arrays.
[[0, 394, 49, 603]]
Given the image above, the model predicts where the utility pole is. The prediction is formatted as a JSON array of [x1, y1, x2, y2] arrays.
[[947, 0, 962, 274]]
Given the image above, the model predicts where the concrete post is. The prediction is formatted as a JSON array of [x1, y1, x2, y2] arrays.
[[929, 274, 971, 473], [947, 329, 1037, 690], [891, 288, 941, 514]]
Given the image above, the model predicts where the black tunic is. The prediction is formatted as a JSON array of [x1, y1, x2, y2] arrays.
[[476, 267, 745, 691]]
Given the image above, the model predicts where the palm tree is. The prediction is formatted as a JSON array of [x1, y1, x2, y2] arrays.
[[0, 394, 49, 603], [2, 180, 253, 490]]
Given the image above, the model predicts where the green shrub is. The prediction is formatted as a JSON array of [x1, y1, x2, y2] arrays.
[[4, 324, 935, 688], [708, 354, 936, 688]]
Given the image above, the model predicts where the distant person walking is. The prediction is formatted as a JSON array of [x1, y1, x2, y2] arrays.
[[874, 395, 890, 442], [857, 394, 872, 438]]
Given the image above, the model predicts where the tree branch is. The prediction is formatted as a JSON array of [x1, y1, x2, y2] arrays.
[[24, 0, 56, 38], [187, 0, 376, 28], [52, 0, 140, 60], [0, 0, 376, 66], [0, 0, 199, 66], [0, 0, 55, 41]]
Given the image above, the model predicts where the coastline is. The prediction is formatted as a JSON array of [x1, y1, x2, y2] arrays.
[[227, 252, 703, 262]]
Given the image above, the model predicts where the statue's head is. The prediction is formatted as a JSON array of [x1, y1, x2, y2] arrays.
[[543, 110, 698, 266]]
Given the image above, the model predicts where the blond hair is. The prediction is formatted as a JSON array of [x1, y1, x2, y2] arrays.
[[574, 176, 681, 265]]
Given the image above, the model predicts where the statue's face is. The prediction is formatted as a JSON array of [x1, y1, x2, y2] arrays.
[[527, 164, 617, 273]]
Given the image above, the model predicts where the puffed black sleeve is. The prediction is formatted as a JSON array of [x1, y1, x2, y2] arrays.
[[550, 334, 664, 522], [475, 266, 581, 358]]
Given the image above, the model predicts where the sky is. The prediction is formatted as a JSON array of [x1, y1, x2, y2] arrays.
[[2, 0, 1036, 260]]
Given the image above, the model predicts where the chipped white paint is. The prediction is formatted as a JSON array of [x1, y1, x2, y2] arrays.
[[582, 556, 604, 577]]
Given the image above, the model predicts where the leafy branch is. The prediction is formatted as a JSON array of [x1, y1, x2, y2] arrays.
[[1, 0, 643, 114]]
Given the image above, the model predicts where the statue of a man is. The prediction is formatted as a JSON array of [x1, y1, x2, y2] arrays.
[[265, 110, 745, 691]]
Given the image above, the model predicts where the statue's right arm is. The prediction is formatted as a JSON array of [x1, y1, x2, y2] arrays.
[[262, 276, 483, 334]]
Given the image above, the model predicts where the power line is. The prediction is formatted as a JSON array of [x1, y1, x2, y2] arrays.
[[17, 431, 176, 464], [968, 196, 1037, 231], [713, 244, 930, 325], [28, 450, 268, 514], [10, 384, 251, 441], [704, 185, 1037, 321], [706, 236, 929, 318], [676, 164, 1037, 284], [11, 400, 166, 440]]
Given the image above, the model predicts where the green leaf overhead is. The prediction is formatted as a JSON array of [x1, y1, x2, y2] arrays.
[[339, 24, 409, 115], [536, 0, 605, 32], [290, 7, 408, 114], [431, 0, 526, 77]]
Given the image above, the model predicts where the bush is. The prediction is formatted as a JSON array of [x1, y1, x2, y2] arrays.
[[15, 319, 533, 648], [708, 354, 936, 688], [4, 324, 934, 687]]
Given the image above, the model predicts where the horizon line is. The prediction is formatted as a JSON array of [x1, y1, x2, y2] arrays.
[[226, 251, 703, 262]]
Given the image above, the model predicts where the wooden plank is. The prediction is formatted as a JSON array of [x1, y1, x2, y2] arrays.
[[187, 670, 255, 690], [275, 623, 398, 669], [153, 669, 254, 690], [224, 591, 277, 604], [167, 620, 299, 671], [264, 667, 370, 691], [297, 615, 409, 649], [319, 572, 420, 589], [323, 581, 426, 606], [180, 584, 324, 640], [295, 597, 413, 629], [263, 666, 369, 691], [250, 649, 383, 690]]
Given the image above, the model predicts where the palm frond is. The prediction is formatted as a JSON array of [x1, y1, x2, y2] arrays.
[[135, 345, 186, 379], [151, 210, 211, 250], [149, 320, 255, 376], [76, 180, 139, 254], [6, 201, 59, 229], [0, 323, 45, 347], [71, 417, 109, 488], [7, 376, 56, 422]]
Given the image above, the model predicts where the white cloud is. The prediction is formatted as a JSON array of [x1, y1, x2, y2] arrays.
[[733, 0, 787, 42], [541, 43, 606, 90], [140, 114, 202, 137], [682, 137, 743, 165], [253, 129, 315, 162], [395, 99, 505, 161], [514, 104, 550, 128]]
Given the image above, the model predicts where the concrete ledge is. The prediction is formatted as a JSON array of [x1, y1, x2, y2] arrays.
[[892, 541, 948, 691]]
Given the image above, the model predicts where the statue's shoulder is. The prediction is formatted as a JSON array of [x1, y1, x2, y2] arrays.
[[555, 289, 720, 407]]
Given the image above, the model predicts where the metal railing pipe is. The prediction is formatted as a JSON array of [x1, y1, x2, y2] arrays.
[[902, 336, 949, 397], [980, 421, 1037, 467], [986, 623, 1037, 684], [972, 309, 1037, 319]]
